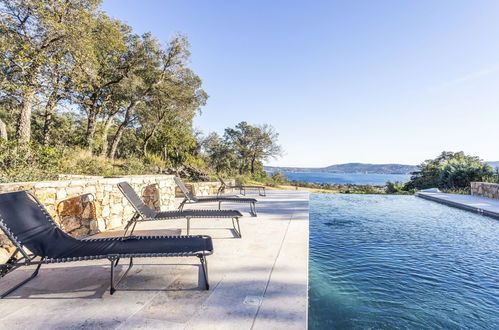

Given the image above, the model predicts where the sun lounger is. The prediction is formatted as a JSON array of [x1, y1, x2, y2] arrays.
[[174, 177, 258, 216], [0, 190, 213, 297], [217, 175, 266, 197], [118, 182, 243, 237]]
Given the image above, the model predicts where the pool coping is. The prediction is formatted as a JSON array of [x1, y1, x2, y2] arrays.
[[415, 191, 499, 220]]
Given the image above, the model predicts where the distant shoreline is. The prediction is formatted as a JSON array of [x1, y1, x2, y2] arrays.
[[264, 163, 417, 175]]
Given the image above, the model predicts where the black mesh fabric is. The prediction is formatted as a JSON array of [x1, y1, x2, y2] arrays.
[[117, 182, 156, 218], [174, 177, 197, 201], [175, 177, 257, 203], [0, 191, 212, 260], [155, 209, 242, 219], [218, 176, 263, 190], [196, 196, 257, 203], [118, 182, 243, 219]]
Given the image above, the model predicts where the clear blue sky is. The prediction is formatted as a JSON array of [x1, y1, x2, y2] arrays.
[[101, 0, 499, 167]]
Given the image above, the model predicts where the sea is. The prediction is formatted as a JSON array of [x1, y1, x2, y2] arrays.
[[281, 172, 411, 186]]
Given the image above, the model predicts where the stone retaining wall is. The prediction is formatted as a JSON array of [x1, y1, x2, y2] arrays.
[[470, 182, 499, 199], [0, 175, 231, 263]]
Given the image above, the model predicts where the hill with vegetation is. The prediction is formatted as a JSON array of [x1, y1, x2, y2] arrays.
[[264, 163, 417, 174]]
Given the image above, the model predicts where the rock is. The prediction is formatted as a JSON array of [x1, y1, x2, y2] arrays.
[[58, 197, 83, 216], [0, 247, 11, 264], [56, 189, 67, 201], [101, 205, 110, 217], [69, 227, 90, 238], [110, 203, 123, 215], [0, 234, 12, 246], [61, 215, 81, 232], [81, 203, 95, 219]]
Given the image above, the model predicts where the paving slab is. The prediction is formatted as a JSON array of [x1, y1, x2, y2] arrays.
[[416, 191, 499, 219], [0, 191, 309, 329]]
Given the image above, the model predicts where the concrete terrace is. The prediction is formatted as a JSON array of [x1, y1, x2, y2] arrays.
[[416, 190, 499, 220], [0, 191, 309, 329]]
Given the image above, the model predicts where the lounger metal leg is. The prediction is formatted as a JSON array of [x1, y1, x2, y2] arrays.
[[241, 188, 245, 196], [218, 201, 222, 210], [1, 261, 43, 298], [250, 202, 257, 217], [123, 213, 139, 236], [198, 255, 209, 290], [178, 199, 186, 211], [186, 217, 191, 235], [128, 221, 138, 236], [232, 217, 242, 238], [109, 257, 133, 295], [260, 188, 266, 197]]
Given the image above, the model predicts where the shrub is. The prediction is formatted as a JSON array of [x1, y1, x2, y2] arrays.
[[0, 141, 61, 183], [405, 151, 493, 191]]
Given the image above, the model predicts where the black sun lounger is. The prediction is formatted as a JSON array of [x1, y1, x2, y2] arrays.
[[217, 175, 266, 197], [174, 177, 258, 217], [117, 182, 243, 238], [0, 190, 213, 298]]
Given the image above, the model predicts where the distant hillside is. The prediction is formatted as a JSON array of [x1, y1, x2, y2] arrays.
[[486, 161, 499, 169], [265, 163, 418, 174]]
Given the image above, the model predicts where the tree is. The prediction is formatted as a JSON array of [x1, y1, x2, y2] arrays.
[[0, 0, 212, 182], [0, 0, 101, 142], [202, 132, 237, 174], [107, 34, 207, 160], [73, 13, 129, 150], [223, 122, 282, 175], [0, 118, 7, 140], [405, 151, 493, 190]]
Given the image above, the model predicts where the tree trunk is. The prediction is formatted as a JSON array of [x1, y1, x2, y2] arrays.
[[142, 125, 160, 156], [85, 110, 99, 150], [108, 121, 126, 160], [100, 113, 116, 157], [42, 92, 60, 146], [16, 87, 34, 142], [0, 118, 7, 141], [250, 157, 256, 174], [143, 136, 151, 156], [108, 100, 138, 159]]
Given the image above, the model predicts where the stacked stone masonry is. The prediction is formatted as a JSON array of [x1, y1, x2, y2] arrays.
[[470, 182, 499, 200], [0, 175, 233, 263]]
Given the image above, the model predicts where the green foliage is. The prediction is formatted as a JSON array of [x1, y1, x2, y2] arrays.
[[0, 141, 61, 183], [266, 172, 288, 187], [234, 175, 248, 186], [202, 122, 282, 177], [0, 0, 215, 181], [0, 1, 284, 183], [386, 181, 412, 194], [405, 151, 494, 191]]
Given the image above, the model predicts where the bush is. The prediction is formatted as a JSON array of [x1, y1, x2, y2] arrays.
[[266, 172, 288, 187], [406, 151, 494, 191], [0, 142, 161, 183], [386, 181, 412, 194], [235, 175, 248, 186], [0, 141, 61, 183]]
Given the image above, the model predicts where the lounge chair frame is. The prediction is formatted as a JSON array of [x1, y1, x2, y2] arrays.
[[174, 177, 258, 217], [217, 175, 266, 197], [0, 191, 212, 298], [118, 182, 243, 238]]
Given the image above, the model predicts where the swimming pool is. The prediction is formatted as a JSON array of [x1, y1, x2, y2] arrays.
[[309, 194, 499, 329]]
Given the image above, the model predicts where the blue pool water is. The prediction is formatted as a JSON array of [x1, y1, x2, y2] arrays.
[[283, 172, 410, 185], [309, 194, 499, 329]]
